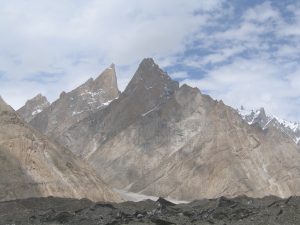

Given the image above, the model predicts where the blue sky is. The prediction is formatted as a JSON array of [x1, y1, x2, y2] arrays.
[[0, 0, 300, 121]]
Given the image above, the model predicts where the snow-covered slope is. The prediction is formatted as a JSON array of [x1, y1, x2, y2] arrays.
[[238, 106, 300, 145]]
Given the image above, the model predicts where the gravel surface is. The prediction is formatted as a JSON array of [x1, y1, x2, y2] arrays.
[[1, 195, 300, 225]]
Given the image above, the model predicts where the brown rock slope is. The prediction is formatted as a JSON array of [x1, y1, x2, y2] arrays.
[[56, 58, 300, 201], [0, 96, 120, 202]]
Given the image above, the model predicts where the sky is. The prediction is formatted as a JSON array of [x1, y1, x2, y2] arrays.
[[0, 0, 300, 121]]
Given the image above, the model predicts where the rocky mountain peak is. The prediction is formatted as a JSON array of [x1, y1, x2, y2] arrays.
[[26, 93, 49, 105], [92, 63, 119, 97], [259, 107, 266, 116], [27, 64, 120, 138], [17, 94, 50, 123], [57, 59, 180, 157], [24, 58, 300, 202], [239, 106, 268, 127], [238, 106, 300, 145], [124, 58, 179, 97]]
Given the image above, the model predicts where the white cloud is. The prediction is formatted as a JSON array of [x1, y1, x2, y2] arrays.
[[170, 71, 189, 79], [182, 57, 300, 121], [184, 45, 246, 67], [243, 1, 280, 23], [0, 0, 223, 109], [177, 1, 300, 121], [1, 0, 300, 122]]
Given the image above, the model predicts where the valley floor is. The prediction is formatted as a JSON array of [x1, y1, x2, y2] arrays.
[[0, 195, 300, 225]]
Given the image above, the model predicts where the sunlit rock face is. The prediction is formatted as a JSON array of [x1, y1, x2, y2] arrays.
[[51, 59, 300, 201], [0, 96, 121, 202]]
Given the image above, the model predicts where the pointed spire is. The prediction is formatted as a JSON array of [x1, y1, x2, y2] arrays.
[[123, 58, 179, 96], [91, 63, 119, 99], [110, 63, 115, 70], [25, 93, 49, 105], [258, 107, 267, 118]]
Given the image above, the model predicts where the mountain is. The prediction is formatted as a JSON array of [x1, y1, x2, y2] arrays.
[[17, 94, 50, 122], [48, 58, 300, 201], [0, 96, 120, 202], [56, 58, 179, 156], [28, 64, 119, 143], [238, 107, 300, 145]]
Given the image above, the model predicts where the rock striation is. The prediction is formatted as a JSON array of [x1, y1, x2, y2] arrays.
[[22, 58, 300, 202], [0, 96, 120, 202], [50, 59, 300, 201]]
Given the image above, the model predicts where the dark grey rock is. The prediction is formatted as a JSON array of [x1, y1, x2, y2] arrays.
[[1, 196, 300, 225]]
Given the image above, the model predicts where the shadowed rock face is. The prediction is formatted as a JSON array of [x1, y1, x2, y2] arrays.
[[28, 64, 119, 146], [17, 94, 50, 123], [1, 196, 300, 225], [0, 96, 120, 202]]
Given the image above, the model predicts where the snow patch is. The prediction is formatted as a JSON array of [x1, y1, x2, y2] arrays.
[[103, 99, 113, 106], [80, 89, 104, 97], [142, 106, 158, 117], [145, 86, 153, 90], [72, 111, 84, 116], [262, 118, 275, 130], [238, 106, 300, 145], [274, 116, 300, 132], [114, 189, 189, 204], [84, 139, 98, 159], [32, 109, 42, 116]]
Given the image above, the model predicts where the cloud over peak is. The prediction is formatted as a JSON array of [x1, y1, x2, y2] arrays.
[[1, 0, 300, 121]]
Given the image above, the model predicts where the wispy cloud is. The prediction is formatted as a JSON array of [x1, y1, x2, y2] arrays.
[[0, 0, 223, 108], [0, 0, 300, 121], [179, 1, 300, 121]]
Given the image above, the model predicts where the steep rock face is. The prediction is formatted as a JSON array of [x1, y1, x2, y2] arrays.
[[58, 58, 179, 156], [238, 107, 300, 145], [29, 64, 119, 141], [128, 87, 300, 200], [17, 94, 50, 122], [0, 96, 120, 202], [57, 59, 300, 201], [87, 84, 300, 201]]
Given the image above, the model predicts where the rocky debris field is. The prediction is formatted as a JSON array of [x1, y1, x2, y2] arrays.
[[1, 196, 300, 225]]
